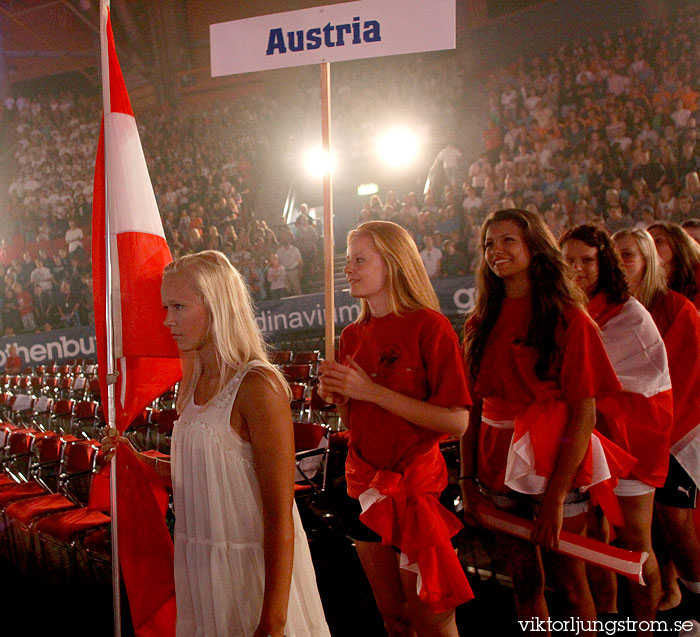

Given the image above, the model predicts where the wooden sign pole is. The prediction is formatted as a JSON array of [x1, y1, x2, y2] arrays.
[[320, 62, 335, 362]]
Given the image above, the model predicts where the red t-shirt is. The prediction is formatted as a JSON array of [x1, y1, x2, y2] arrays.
[[469, 296, 620, 491], [651, 289, 700, 446], [338, 309, 474, 611], [338, 308, 470, 473]]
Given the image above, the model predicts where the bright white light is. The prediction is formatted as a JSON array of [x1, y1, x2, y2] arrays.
[[304, 148, 335, 178], [376, 128, 420, 168], [357, 183, 379, 196]]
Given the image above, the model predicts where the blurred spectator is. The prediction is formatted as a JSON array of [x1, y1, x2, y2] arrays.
[[65, 218, 84, 257], [57, 280, 81, 328], [14, 283, 35, 332], [5, 345, 21, 374], [276, 232, 302, 296], [294, 213, 319, 289], [441, 240, 468, 278], [266, 253, 287, 300], [30, 259, 54, 293], [419, 235, 442, 279], [435, 142, 463, 189]]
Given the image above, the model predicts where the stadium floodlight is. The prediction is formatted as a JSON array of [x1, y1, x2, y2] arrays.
[[376, 127, 420, 168], [304, 148, 335, 178], [357, 183, 379, 196]]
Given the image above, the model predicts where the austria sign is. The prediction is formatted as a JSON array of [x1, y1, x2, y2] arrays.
[[210, 0, 455, 76]]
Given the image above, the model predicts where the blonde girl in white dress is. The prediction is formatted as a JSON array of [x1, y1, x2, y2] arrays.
[[105, 250, 330, 637]]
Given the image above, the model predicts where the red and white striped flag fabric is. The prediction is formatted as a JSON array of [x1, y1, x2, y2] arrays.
[[91, 1, 180, 635], [591, 295, 674, 489], [92, 2, 181, 432]]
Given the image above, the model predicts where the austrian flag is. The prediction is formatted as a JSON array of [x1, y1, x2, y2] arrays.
[[91, 1, 181, 635], [92, 4, 181, 433]]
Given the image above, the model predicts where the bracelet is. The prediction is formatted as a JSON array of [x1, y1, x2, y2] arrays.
[[458, 475, 478, 482]]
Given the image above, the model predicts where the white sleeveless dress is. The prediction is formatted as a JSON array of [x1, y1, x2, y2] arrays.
[[171, 364, 331, 637]]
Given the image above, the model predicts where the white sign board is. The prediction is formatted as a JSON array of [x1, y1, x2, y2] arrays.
[[210, 0, 455, 77]]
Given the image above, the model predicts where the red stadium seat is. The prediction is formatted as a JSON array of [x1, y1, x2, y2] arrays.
[[4, 438, 103, 576], [50, 399, 74, 434], [269, 350, 293, 365]]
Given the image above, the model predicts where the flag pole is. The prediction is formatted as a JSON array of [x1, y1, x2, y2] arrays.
[[99, 1, 122, 635], [321, 62, 334, 362]]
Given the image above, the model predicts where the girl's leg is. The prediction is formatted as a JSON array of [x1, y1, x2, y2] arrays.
[[399, 568, 458, 637], [655, 502, 700, 611], [655, 503, 700, 582], [543, 512, 597, 634], [615, 493, 661, 636], [495, 531, 550, 635], [355, 540, 415, 637], [585, 504, 618, 614], [658, 560, 682, 611]]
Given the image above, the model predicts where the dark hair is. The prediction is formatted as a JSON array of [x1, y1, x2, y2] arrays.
[[681, 218, 700, 230], [648, 220, 700, 301], [463, 208, 587, 381], [559, 225, 629, 304]]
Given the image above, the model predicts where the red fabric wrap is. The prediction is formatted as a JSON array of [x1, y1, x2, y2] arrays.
[[347, 446, 473, 613], [596, 392, 672, 487], [652, 290, 700, 445], [487, 398, 635, 527]]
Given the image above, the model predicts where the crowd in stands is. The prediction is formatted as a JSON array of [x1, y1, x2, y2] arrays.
[[3, 3, 700, 332], [1, 92, 326, 330], [355, 3, 700, 280]]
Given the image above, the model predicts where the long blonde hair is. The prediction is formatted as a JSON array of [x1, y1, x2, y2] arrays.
[[163, 250, 289, 412], [612, 228, 667, 311], [348, 221, 439, 322]]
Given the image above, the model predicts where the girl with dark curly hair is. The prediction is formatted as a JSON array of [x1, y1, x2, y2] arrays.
[[561, 225, 672, 635], [461, 209, 623, 629]]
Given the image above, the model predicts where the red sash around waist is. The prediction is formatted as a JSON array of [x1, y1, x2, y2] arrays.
[[482, 397, 636, 527], [346, 445, 473, 613]]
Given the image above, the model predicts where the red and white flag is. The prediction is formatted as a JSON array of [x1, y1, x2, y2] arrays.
[[591, 295, 674, 489], [92, 1, 180, 635], [93, 1, 181, 430]]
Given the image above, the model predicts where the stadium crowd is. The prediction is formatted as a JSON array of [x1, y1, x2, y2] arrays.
[[1, 3, 700, 330]]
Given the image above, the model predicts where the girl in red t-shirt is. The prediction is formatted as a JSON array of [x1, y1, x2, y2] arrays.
[[562, 225, 672, 633], [319, 221, 471, 637], [613, 227, 700, 618], [462, 209, 621, 629]]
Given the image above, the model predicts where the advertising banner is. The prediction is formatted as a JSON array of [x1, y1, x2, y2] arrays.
[[211, 0, 455, 76], [0, 326, 97, 369], [0, 276, 475, 369], [253, 275, 475, 336]]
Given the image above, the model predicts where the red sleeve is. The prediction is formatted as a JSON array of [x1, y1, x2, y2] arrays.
[[558, 308, 621, 404], [661, 295, 700, 440], [421, 312, 471, 409]]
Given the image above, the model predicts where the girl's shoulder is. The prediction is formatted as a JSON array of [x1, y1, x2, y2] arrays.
[[236, 363, 288, 406], [405, 307, 450, 328]]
